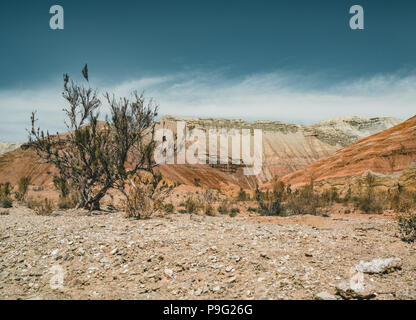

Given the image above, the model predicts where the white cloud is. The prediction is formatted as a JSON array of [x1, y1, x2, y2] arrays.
[[1, 70, 416, 141]]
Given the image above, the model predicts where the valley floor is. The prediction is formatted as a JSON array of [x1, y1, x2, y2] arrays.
[[0, 208, 415, 300]]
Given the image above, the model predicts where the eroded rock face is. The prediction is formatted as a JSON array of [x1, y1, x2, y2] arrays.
[[156, 116, 401, 189], [282, 115, 416, 192], [0, 115, 401, 189]]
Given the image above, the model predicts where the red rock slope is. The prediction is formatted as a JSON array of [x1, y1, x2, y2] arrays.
[[282, 115, 416, 190]]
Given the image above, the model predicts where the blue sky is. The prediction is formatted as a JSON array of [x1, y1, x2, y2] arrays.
[[1, 0, 416, 141]]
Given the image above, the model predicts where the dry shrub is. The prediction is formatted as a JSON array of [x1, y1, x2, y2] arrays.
[[204, 203, 215, 216], [217, 199, 232, 215], [15, 176, 31, 202], [352, 174, 386, 214], [390, 188, 416, 213], [184, 195, 200, 214], [397, 212, 416, 242], [164, 203, 175, 213], [229, 208, 240, 217], [125, 187, 155, 219], [30, 198, 54, 216], [124, 173, 173, 219], [236, 188, 249, 201], [284, 182, 321, 216], [0, 195, 13, 208], [58, 193, 79, 209], [201, 189, 216, 216], [256, 190, 283, 216]]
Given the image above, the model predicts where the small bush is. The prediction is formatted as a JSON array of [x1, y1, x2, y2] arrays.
[[53, 176, 70, 198], [390, 189, 415, 213], [178, 209, 187, 214], [353, 173, 386, 214], [257, 191, 283, 216], [0, 196, 13, 208], [0, 182, 13, 208], [15, 176, 31, 202], [32, 198, 54, 216], [236, 188, 249, 201], [124, 187, 155, 219], [0, 210, 9, 216], [217, 200, 232, 215], [184, 196, 199, 214], [229, 208, 240, 217], [194, 178, 201, 187], [397, 212, 416, 242], [247, 207, 258, 213], [164, 203, 175, 213], [284, 183, 319, 216], [58, 194, 78, 209], [0, 182, 12, 197], [204, 204, 215, 216]]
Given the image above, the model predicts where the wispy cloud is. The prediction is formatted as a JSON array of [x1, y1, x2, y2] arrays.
[[1, 70, 415, 141]]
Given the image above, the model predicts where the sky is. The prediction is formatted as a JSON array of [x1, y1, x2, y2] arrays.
[[0, 0, 416, 141]]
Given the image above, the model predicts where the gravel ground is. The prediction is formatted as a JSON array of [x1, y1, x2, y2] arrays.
[[0, 207, 415, 300]]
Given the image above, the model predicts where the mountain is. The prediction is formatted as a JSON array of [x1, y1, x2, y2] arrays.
[[0, 116, 402, 189], [281, 115, 416, 193]]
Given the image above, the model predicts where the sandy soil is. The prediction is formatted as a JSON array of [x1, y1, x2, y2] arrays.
[[0, 207, 415, 300]]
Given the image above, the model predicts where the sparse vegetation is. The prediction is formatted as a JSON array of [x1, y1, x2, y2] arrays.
[[0, 210, 9, 216], [204, 204, 215, 216], [236, 188, 249, 201], [164, 203, 175, 213], [397, 212, 416, 242], [124, 173, 173, 219], [229, 208, 240, 217], [217, 199, 232, 215], [15, 176, 31, 202], [0, 182, 13, 208], [353, 173, 384, 214], [194, 178, 201, 187], [184, 195, 199, 214], [29, 65, 160, 211], [30, 198, 54, 216]]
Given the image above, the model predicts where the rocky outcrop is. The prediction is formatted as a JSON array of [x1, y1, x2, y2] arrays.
[[0, 142, 22, 155]]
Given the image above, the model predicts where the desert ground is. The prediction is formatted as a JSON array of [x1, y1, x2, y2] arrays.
[[1, 207, 415, 300]]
